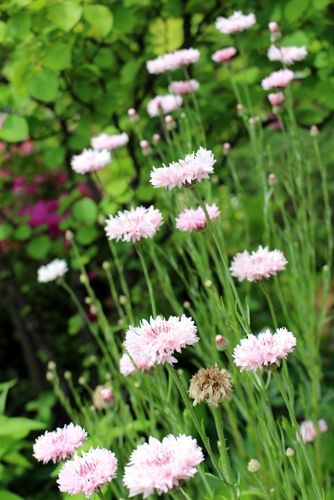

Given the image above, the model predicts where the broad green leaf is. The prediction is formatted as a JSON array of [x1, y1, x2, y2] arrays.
[[149, 17, 183, 54], [72, 198, 98, 224], [44, 42, 72, 72], [113, 5, 135, 33], [83, 5, 113, 38], [0, 116, 29, 142], [14, 224, 32, 241], [0, 22, 6, 42], [48, 2, 82, 32], [26, 235, 51, 259], [284, 0, 310, 23], [76, 226, 98, 245], [0, 223, 12, 240], [7, 12, 31, 40], [0, 491, 24, 500], [29, 69, 58, 102], [3, 452, 31, 468], [0, 416, 45, 439]]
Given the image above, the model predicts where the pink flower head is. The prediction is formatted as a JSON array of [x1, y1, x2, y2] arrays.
[[212, 47, 237, 63], [233, 327, 296, 371], [57, 447, 118, 498], [299, 419, 328, 443], [269, 22, 279, 34], [71, 149, 111, 174], [261, 69, 294, 90], [119, 353, 136, 376], [33, 423, 87, 463], [150, 147, 215, 190], [147, 95, 183, 117], [146, 48, 200, 74], [169, 80, 199, 95], [93, 386, 114, 410], [230, 246, 287, 282], [91, 132, 129, 151], [215, 11, 256, 34], [268, 92, 285, 107], [105, 206, 163, 243], [267, 45, 307, 65], [176, 204, 220, 232], [123, 434, 204, 498], [124, 315, 198, 371]]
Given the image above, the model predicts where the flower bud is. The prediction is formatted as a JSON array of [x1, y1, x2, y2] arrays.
[[223, 142, 231, 155], [286, 447, 295, 457], [248, 459, 261, 472], [310, 125, 319, 137], [268, 173, 277, 186], [152, 133, 161, 144], [215, 335, 228, 351]]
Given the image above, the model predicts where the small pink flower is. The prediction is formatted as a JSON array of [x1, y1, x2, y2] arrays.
[[230, 246, 287, 282], [169, 80, 199, 95], [233, 328, 296, 371], [71, 149, 111, 174], [124, 315, 198, 371], [93, 386, 114, 409], [299, 419, 328, 443], [176, 204, 220, 232], [147, 95, 183, 117], [120, 353, 136, 376], [105, 206, 163, 242], [150, 147, 215, 190], [128, 108, 138, 122], [33, 424, 87, 463], [310, 125, 319, 137], [57, 447, 118, 498], [261, 69, 294, 90], [123, 434, 204, 498], [91, 132, 128, 151], [212, 47, 237, 63], [215, 11, 256, 34], [147, 48, 200, 74], [268, 92, 285, 107], [223, 142, 231, 154], [268, 45, 307, 65], [152, 133, 161, 144], [269, 22, 279, 33], [140, 139, 151, 152]]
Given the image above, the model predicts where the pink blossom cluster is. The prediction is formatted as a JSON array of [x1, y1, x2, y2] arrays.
[[261, 69, 294, 90], [147, 95, 183, 117], [268, 45, 307, 65], [215, 11, 256, 34], [123, 434, 204, 498], [150, 147, 215, 189], [71, 148, 111, 174], [169, 79, 199, 95], [146, 48, 200, 74], [104, 206, 163, 242], [299, 419, 328, 443], [176, 204, 220, 232], [123, 315, 198, 371], [212, 47, 237, 63], [233, 328, 297, 371], [33, 423, 87, 463], [91, 132, 129, 151], [230, 246, 287, 281]]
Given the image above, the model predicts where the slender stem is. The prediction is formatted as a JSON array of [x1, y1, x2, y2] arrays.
[[135, 242, 157, 317], [212, 407, 236, 497]]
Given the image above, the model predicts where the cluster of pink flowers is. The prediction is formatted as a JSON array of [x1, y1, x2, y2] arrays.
[[268, 45, 307, 65], [104, 206, 163, 242], [176, 204, 220, 232], [212, 47, 237, 63], [215, 11, 256, 34], [146, 48, 200, 74], [71, 148, 111, 174], [33, 424, 87, 463], [230, 246, 287, 282], [150, 147, 215, 189], [123, 434, 204, 498], [91, 132, 129, 151], [261, 69, 294, 90], [299, 419, 328, 443], [123, 315, 198, 371], [169, 79, 199, 95], [147, 95, 183, 117], [233, 328, 297, 371]]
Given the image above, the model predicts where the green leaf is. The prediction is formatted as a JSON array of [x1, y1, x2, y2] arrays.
[[72, 198, 98, 224], [29, 69, 59, 102], [0, 21, 6, 42], [113, 5, 135, 33], [0, 491, 24, 500], [76, 226, 98, 245], [44, 42, 72, 72], [14, 224, 32, 241], [68, 314, 82, 335], [0, 416, 45, 439], [26, 235, 51, 260], [284, 0, 310, 23], [48, 2, 82, 32], [83, 5, 113, 38], [0, 223, 12, 240], [7, 12, 31, 40], [0, 116, 29, 143]]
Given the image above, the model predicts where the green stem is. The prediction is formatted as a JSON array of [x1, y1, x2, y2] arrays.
[[212, 407, 236, 497], [135, 242, 157, 317]]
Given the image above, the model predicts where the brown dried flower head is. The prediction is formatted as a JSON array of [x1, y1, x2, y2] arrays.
[[189, 365, 233, 407]]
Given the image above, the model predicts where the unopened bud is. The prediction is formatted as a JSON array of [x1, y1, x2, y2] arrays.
[[204, 279, 212, 288], [310, 125, 319, 137], [128, 108, 138, 122], [248, 459, 261, 472], [65, 230, 73, 241], [215, 335, 228, 351], [119, 294, 126, 305], [286, 447, 295, 457], [48, 361, 56, 370], [152, 133, 161, 144], [183, 300, 191, 309], [102, 261, 110, 270], [78, 376, 85, 385], [223, 142, 231, 155], [268, 173, 277, 186], [64, 371, 72, 380]]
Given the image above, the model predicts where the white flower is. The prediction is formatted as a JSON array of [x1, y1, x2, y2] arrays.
[[71, 149, 111, 174], [38, 259, 68, 283]]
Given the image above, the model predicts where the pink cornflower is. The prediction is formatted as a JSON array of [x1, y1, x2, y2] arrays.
[[33, 423, 87, 463], [57, 447, 118, 498], [176, 204, 220, 232], [105, 206, 163, 242], [261, 69, 294, 90], [93, 386, 114, 410], [230, 246, 287, 282], [124, 315, 198, 371], [212, 47, 237, 63], [268, 92, 285, 107], [233, 328, 296, 371], [71, 149, 111, 174], [147, 95, 183, 117], [215, 11, 256, 34], [267, 45, 307, 65], [169, 80, 199, 95], [150, 147, 215, 190], [299, 420, 328, 443], [119, 353, 136, 376], [91, 132, 129, 151], [147, 48, 200, 74], [123, 434, 204, 498]]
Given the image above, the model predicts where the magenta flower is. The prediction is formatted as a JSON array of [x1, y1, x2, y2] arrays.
[[176, 204, 220, 232], [212, 47, 237, 63], [105, 206, 163, 242], [119, 353, 136, 376], [261, 69, 294, 90], [268, 92, 285, 107], [268, 45, 307, 65], [146, 48, 200, 74], [215, 11, 256, 34], [123, 434, 204, 498], [299, 420, 328, 443], [147, 95, 183, 117], [230, 246, 287, 282], [71, 149, 111, 174], [169, 79, 199, 95], [150, 147, 215, 190], [233, 328, 296, 371], [57, 447, 118, 498], [124, 315, 198, 371], [91, 132, 129, 151], [33, 423, 87, 463]]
